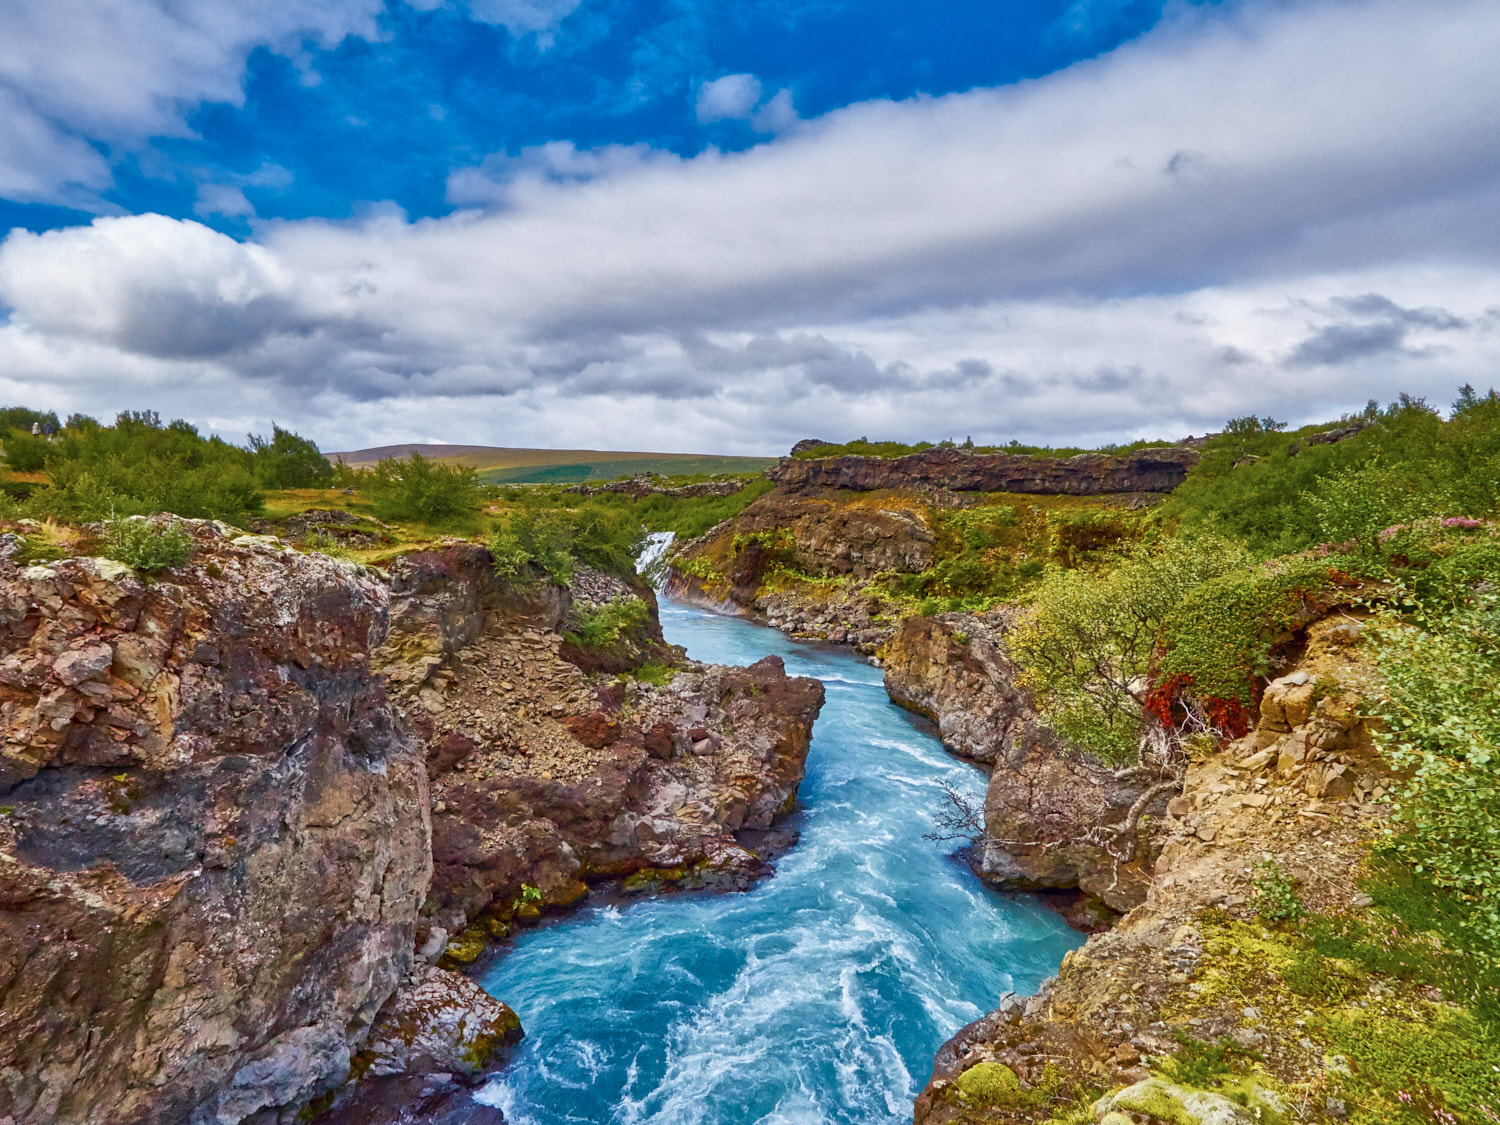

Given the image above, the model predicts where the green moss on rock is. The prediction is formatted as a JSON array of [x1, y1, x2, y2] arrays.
[[955, 1061, 1021, 1107], [1097, 1077, 1258, 1125], [437, 925, 487, 967]]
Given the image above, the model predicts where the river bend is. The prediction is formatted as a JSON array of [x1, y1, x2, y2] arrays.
[[477, 599, 1082, 1124]]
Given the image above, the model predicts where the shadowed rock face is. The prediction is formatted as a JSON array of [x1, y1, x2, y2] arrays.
[[0, 523, 430, 1125], [771, 446, 1199, 495], [881, 613, 1167, 913]]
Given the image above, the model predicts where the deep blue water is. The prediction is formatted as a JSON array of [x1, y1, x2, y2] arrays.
[[476, 600, 1082, 1125]]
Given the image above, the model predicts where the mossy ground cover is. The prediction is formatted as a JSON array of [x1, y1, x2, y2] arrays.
[[1168, 871, 1500, 1125], [671, 489, 1149, 617]]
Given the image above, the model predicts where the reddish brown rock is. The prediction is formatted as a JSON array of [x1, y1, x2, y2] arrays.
[[375, 546, 825, 944], [0, 523, 430, 1125], [771, 445, 1199, 496]]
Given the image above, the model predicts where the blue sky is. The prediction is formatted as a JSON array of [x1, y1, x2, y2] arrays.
[[0, 0, 1496, 453], [0, 0, 1191, 236]]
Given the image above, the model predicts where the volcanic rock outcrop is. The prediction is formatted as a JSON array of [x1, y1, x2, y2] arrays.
[[771, 445, 1199, 496], [0, 521, 430, 1125], [912, 612, 1390, 1124], [376, 543, 825, 955], [882, 613, 1171, 914], [662, 489, 933, 651], [316, 964, 521, 1125]]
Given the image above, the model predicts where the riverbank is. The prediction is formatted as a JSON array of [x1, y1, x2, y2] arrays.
[[471, 597, 1084, 1124]]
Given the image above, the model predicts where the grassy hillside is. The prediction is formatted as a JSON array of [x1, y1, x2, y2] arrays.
[[330, 443, 774, 484]]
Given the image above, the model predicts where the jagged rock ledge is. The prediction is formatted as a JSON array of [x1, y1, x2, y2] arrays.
[[906, 611, 1392, 1124], [0, 521, 430, 1125], [0, 524, 827, 1125], [771, 445, 1200, 496], [881, 612, 1168, 919]]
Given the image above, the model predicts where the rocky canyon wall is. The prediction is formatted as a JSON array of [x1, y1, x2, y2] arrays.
[[771, 445, 1200, 496], [0, 522, 430, 1125]]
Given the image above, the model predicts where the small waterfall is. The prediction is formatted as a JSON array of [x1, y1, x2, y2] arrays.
[[636, 530, 676, 590]]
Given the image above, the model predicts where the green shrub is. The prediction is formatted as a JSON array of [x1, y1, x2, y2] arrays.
[[487, 505, 646, 586], [363, 452, 481, 523], [1307, 460, 1435, 554], [20, 410, 263, 524], [1009, 536, 1249, 761], [567, 597, 650, 650], [1250, 857, 1305, 923], [1152, 553, 1346, 728], [489, 509, 575, 585], [1158, 1035, 1249, 1087], [303, 527, 353, 559], [1368, 574, 1500, 944], [1163, 392, 1500, 555], [101, 517, 195, 571], [3, 429, 49, 472], [249, 425, 334, 488], [630, 661, 677, 686]]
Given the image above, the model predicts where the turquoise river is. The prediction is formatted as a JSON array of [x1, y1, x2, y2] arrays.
[[476, 597, 1083, 1124]]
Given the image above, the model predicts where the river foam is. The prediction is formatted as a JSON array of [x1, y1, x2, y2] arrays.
[[476, 598, 1081, 1124]]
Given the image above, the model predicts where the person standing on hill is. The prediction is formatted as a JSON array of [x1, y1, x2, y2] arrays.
[[30, 422, 39, 436]]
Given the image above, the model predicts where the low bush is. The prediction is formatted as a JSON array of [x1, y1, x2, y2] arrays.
[[3, 430, 49, 472], [1009, 536, 1249, 761], [566, 597, 650, 650], [363, 452, 481, 524], [1149, 554, 1348, 733], [487, 506, 646, 586], [101, 517, 195, 571], [1162, 390, 1500, 555], [1367, 570, 1500, 945], [14, 410, 264, 524], [1250, 857, 1305, 923]]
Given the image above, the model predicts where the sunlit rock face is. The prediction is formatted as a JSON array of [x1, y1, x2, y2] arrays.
[[0, 522, 430, 1125], [375, 544, 826, 941]]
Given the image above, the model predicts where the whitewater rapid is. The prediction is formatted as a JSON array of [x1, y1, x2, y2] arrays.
[[476, 596, 1081, 1125]]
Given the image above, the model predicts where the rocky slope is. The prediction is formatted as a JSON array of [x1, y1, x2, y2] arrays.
[[911, 613, 1395, 1124], [0, 524, 828, 1125], [771, 445, 1200, 496], [663, 488, 936, 652], [374, 542, 825, 968], [882, 613, 1171, 916], [0, 521, 430, 1125]]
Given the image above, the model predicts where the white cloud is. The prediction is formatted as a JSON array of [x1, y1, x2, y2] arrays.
[[446, 141, 672, 208], [0, 0, 391, 206], [466, 0, 581, 40], [751, 88, 799, 134], [0, 215, 303, 358], [2, 0, 1499, 453], [194, 183, 256, 220], [696, 74, 764, 123]]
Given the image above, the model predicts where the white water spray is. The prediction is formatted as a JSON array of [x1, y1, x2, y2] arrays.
[[635, 531, 676, 589]]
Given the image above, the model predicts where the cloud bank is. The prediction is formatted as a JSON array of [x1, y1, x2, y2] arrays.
[[2, 0, 1499, 452]]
